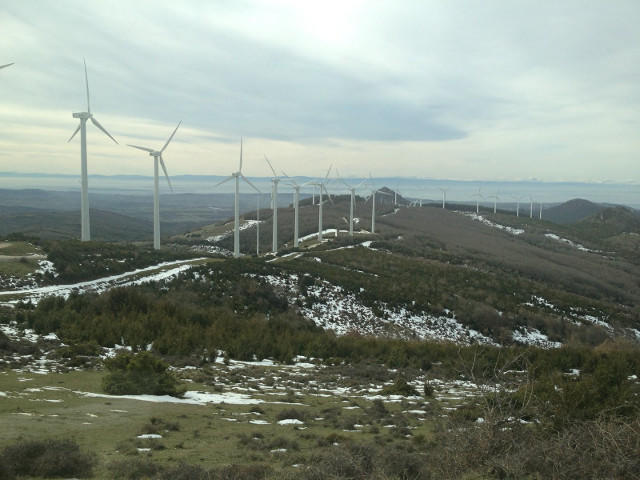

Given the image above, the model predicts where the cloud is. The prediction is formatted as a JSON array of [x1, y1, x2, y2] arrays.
[[0, 1, 639, 186]]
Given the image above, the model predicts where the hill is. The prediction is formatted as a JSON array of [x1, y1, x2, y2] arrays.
[[543, 198, 602, 223]]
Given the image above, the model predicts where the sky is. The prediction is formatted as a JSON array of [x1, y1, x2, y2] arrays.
[[1, 0, 639, 184]]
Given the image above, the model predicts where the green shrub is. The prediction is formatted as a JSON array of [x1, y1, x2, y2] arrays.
[[0, 438, 96, 479], [380, 378, 419, 396], [102, 351, 186, 397]]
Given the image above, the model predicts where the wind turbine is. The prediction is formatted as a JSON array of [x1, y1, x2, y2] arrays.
[[437, 186, 449, 209], [127, 121, 181, 250], [489, 192, 500, 214], [310, 165, 332, 241], [0, 63, 14, 70], [417, 185, 426, 207], [539, 203, 545, 220], [216, 139, 261, 258], [337, 171, 365, 237], [69, 59, 118, 242], [529, 195, 534, 218], [256, 194, 261, 255], [472, 186, 484, 214], [511, 194, 525, 217], [264, 155, 280, 254], [365, 174, 392, 234], [282, 172, 304, 248]]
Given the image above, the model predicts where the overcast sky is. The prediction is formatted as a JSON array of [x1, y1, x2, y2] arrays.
[[1, 1, 639, 183]]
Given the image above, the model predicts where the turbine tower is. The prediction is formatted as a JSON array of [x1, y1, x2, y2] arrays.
[[216, 139, 261, 258], [282, 172, 304, 248], [437, 186, 449, 209], [365, 174, 391, 234], [264, 155, 280, 254], [529, 195, 534, 218], [511, 194, 525, 217], [489, 192, 500, 214], [337, 171, 365, 237], [69, 59, 118, 242], [417, 185, 426, 207], [310, 165, 332, 241], [127, 121, 181, 250], [472, 186, 484, 214]]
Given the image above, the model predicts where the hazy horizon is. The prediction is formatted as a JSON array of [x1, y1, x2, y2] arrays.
[[1, 171, 638, 209]]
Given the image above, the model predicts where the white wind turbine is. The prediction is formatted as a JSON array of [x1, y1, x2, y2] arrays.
[[337, 171, 365, 237], [437, 186, 449, 209], [282, 172, 304, 248], [417, 185, 426, 207], [472, 186, 484, 214], [127, 121, 181, 250], [264, 155, 280, 254], [365, 174, 392, 234], [256, 194, 261, 255], [216, 139, 261, 258], [69, 59, 118, 242], [310, 165, 333, 241], [0, 63, 14, 70], [539, 203, 545, 220], [529, 195, 534, 218], [489, 191, 500, 214], [511, 194, 525, 217]]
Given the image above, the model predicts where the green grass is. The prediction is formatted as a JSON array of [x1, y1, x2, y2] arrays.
[[0, 241, 43, 256], [0, 366, 438, 479]]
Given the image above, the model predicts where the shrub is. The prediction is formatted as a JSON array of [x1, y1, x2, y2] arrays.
[[108, 457, 163, 479], [102, 350, 186, 397], [380, 378, 419, 396], [0, 438, 96, 479]]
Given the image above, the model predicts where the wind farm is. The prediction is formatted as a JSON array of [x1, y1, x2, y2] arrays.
[[2, 4, 640, 478]]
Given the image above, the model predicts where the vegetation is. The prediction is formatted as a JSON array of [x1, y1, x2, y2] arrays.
[[0, 438, 96, 479], [102, 351, 186, 397]]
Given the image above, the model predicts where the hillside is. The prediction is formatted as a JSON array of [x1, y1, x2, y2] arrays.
[[1, 193, 640, 479], [173, 198, 640, 347]]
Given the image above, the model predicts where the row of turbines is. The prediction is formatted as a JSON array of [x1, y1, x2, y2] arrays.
[[3, 61, 546, 258]]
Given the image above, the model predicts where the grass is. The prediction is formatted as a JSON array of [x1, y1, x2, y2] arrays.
[[0, 364, 440, 479], [0, 241, 44, 278]]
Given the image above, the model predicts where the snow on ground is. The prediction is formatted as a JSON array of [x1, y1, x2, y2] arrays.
[[206, 220, 261, 243], [462, 212, 525, 235], [544, 233, 600, 253], [256, 272, 496, 345], [512, 327, 562, 348], [0, 259, 205, 307], [77, 389, 265, 405]]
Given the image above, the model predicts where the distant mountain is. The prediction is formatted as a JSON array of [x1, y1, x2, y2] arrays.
[[543, 198, 603, 224]]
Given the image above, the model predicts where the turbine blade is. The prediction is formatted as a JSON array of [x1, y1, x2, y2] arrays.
[[215, 175, 234, 187], [159, 155, 173, 194], [127, 144, 154, 153], [68, 122, 81, 142], [240, 173, 261, 194], [264, 155, 277, 177], [161, 121, 181, 152], [83, 58, 91, 113], [239, 138, 243, 172], [324, 164, 332, 181], [0, 63, 14, 70], [90, 116, 118, 144]]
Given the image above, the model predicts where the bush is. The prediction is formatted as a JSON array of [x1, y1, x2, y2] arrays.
[[0, 438, 96, 479], [102, 351, 186, 397], [380, 378, 419, 396]]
